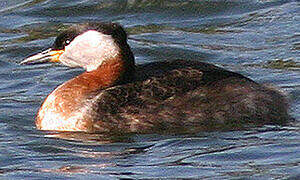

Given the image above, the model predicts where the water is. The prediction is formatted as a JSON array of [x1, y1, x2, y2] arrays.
[[0, 0, 299, 179]]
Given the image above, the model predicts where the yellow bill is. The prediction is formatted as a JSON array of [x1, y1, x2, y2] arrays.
[[20, 49, 64, 65]]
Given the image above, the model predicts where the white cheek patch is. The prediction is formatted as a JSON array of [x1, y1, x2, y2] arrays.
[[60, 30, 121, 71]]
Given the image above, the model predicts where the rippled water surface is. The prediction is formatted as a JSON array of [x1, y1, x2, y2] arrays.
[[0, 0, 299, 179]]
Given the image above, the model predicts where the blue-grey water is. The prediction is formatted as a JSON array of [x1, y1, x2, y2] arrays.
[[0, 0, 299, 179]]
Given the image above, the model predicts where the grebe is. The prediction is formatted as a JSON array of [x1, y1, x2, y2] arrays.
[[20, 22, 290, 133]]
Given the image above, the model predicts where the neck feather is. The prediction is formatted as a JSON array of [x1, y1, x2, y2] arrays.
[[71, 54, 134, 94], [36, 55, 135, 128]]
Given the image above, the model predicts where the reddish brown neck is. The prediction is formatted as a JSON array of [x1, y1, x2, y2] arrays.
[[36, 52, 135, 130], [69, 56, 130, 95]]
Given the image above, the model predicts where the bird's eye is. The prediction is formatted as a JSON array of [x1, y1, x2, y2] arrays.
[[65, 40, 71, 46]]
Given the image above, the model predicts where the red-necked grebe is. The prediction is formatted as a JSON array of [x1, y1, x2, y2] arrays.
[[20, 22, 290, 133]]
